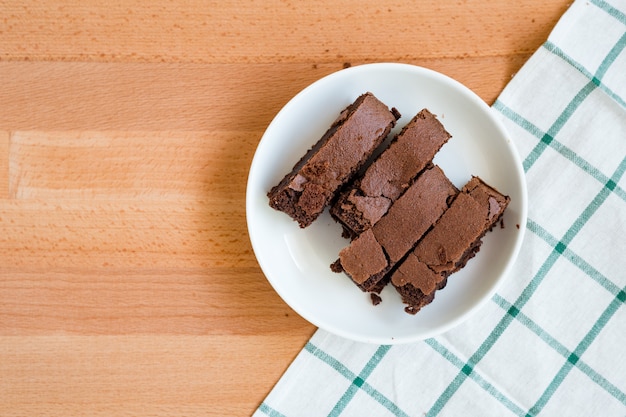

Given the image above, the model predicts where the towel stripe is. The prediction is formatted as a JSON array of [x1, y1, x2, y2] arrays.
[[590, 0, 626, 26], [527, 218, 623, 296], [521, 80, 596, 173], [425, 339, 528, 416], [493, 100, 626, 203], [524, 159, 626, 414], [304, 341, 358, 380], [326, 345, 391, 417], [527, 286, 626, 415], [304, 342, 410, 417], [596, 32, 626, 80], [258, 402, 289, 417], [543, 41, 626, 108], [492, 294, 626, 407]]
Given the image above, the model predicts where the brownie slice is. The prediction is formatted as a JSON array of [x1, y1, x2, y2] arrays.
[[330, 109, 451, 238], [413, 177, 510, 275], [333, 165, 458, 293], [391, 177, 510, 314], [334, 228, 388, 290], [268, 93, 400, 228]]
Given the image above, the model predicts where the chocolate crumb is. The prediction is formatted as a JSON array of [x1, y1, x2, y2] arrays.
[[516, 224, 520, 229], [500, 218, 505, 229], [341, 226, 353, 240], [330, 259, 343, 273], [404, 305, 418, 315], [370, 293, 382, 306]]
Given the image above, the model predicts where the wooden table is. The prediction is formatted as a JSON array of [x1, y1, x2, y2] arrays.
[[0, 1, 571, 415]]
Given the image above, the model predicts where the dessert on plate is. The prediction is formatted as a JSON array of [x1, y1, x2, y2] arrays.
[[267, 93, 510, 315]]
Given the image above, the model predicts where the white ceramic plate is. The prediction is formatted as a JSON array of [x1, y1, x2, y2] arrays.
[[246, 63, 527, 344]]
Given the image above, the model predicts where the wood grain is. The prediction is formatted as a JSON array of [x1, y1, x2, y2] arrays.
[[0, 132, 8, 198], [0, 0, 568, 64], [1, 57, 529, 132], [0, 0, 572, 415], [0, 335, 305, 416]]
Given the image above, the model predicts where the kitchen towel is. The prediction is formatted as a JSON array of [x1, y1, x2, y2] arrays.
[[254, 0, 626, 415]]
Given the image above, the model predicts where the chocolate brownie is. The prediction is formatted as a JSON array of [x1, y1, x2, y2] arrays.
[[413, 177, 510, 275], [391, 177, 510, 313], [267, 93, 400, 228], [334, 165, 458, 293], [330, 109, 451, 238]]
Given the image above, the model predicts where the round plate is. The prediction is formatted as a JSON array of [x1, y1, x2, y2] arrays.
[[246, 63, 527, 344]]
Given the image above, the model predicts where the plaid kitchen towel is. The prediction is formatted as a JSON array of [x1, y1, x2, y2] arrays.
[[254, 0, 626, 415]]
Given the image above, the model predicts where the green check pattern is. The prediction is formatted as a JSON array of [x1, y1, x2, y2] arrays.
[[254, 1, 626, 415]]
